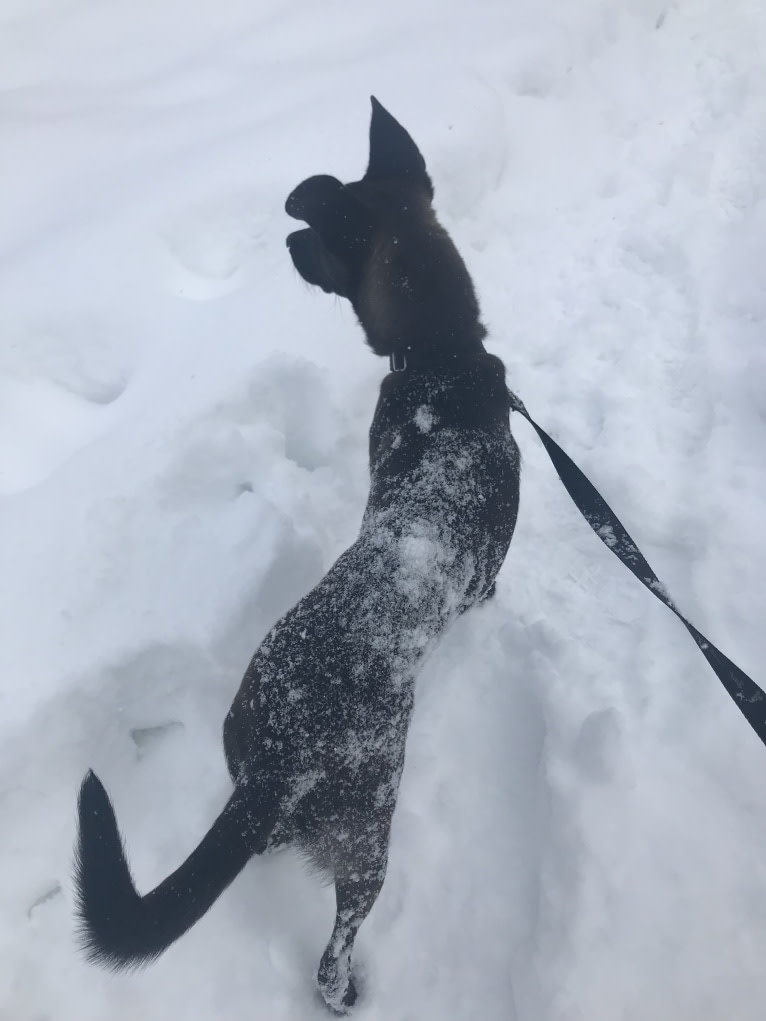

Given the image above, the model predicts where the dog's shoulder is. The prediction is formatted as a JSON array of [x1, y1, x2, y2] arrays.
[[373, 350, 511, 435]]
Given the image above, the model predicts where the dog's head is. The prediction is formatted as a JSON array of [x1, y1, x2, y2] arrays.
[[286, 98, 485, 361]]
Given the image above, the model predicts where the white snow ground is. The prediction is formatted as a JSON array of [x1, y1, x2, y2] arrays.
[[2, 1, 766, 1018]]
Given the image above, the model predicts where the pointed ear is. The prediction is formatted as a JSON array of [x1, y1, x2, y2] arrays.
[[285, 175, 373, 258], [365, 97, 433, 197]]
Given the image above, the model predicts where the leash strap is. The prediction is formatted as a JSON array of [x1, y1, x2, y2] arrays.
[[509, 392, 766, 747]]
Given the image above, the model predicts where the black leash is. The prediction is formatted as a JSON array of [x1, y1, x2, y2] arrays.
[[509, 391, 766, 748]]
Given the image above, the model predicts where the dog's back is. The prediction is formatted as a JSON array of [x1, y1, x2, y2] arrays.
[[74, 99, 520, 1015], [226, 346, 519, 832]]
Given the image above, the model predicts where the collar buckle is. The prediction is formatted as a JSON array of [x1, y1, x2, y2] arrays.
[[389, 351, 408, 372]]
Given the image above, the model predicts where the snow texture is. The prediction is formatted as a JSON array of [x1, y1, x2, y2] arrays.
[[2, 1, 766, 1019]]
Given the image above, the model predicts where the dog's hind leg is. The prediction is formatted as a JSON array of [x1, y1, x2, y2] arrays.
[[317, 818, 391, 1014]]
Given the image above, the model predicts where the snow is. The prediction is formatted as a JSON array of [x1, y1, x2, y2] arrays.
[[2, 1, 766, 1018]]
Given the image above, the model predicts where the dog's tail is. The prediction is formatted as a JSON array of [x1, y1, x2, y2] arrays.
[[74, 770, 274, 969]]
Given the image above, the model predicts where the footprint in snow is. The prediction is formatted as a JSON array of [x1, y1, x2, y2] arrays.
[[27, 883, 63, 919], [572, 707, 624, 784], [0, 376, 124, 495], [130, 720, 185, 759], [153, 198, 267, 302], [161, 357, 343, 510]]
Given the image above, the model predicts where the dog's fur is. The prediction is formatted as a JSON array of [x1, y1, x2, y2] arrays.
[[74, 98, 520, 1013]]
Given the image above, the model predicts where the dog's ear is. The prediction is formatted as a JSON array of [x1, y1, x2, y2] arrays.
[[285, 175, 373, 259], [365, 97, 433, 198]]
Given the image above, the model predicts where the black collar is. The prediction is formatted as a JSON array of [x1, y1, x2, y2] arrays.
[[388, 347, 483, 374]]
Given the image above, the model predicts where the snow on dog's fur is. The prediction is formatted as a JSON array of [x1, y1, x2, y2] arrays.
[[74, 98, 520, 1013]]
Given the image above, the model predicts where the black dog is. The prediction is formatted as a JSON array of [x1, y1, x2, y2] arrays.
[[74, 98, 520, 1013]]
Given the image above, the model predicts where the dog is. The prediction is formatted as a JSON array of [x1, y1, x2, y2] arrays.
[[74, 97, 521, 1013]]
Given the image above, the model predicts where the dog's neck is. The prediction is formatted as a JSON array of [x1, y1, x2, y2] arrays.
[[387, 335, 488, 375]]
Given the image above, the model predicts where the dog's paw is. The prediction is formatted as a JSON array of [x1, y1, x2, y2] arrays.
[[317, 955, 358, 1014], [318, 976, 357, 1016], [341, 977, 358, 1012]]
